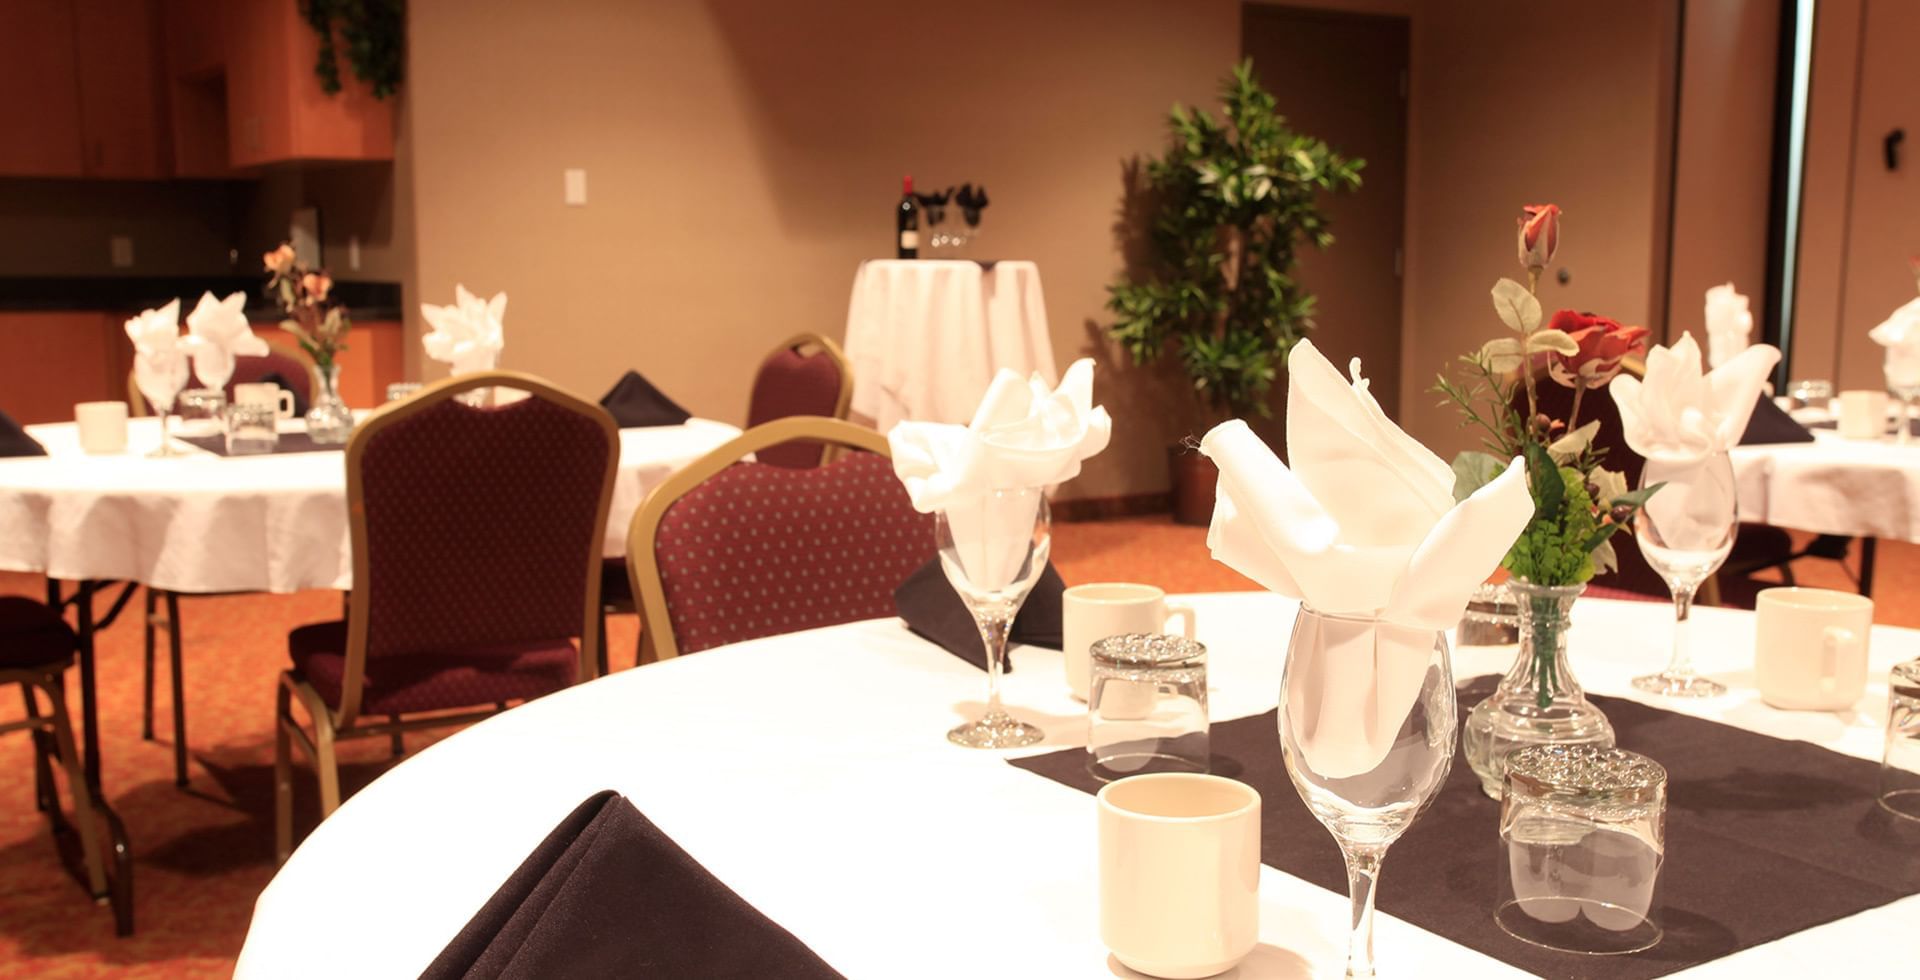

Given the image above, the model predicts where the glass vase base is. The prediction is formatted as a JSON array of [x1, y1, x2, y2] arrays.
[[947, 711, 1043, 749], [1631, 671, 1726, 698], [146, 444, 177, 458], [1464, 696, 1616, 800]]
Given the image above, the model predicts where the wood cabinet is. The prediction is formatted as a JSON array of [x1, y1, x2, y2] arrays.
[[0, 313, 132, 424], [0, 2, 86, 177], [0, 0, 167, 179]]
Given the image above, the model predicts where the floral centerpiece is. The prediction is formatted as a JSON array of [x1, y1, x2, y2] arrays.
[[263, 243, 354, 442], [1436, 204, 1662, 796]]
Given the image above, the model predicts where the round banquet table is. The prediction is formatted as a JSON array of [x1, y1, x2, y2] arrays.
[[1730, 429, 1920, 544], [0, 415, 744, 594], [236, 593, 1919, 978], [841, 259, 1056, 433]]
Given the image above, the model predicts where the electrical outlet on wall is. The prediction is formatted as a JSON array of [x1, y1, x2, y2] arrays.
[[109, 235, 134, 268], [348, 235, 362, 271]]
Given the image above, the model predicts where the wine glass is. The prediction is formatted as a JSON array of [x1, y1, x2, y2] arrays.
[[1632, 451, 1738, 697], [1279, 608, 1455, 979], [935, 486, 1050, 748], [1886, 368, 1920, 446], [133, 352, 190, 458]]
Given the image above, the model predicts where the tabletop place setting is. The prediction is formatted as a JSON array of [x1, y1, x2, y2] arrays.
[[3, 17, 1920, 978]]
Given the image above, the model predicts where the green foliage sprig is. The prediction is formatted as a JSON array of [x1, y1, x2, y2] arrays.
[[1107, 60, 1362, 420], [303, 0, 404, 100]]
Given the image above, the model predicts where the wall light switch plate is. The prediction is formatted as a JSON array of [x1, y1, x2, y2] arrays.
[[109, 235, 134, 268], [564, 169, 587, 206], [348, 235, 362, 271]]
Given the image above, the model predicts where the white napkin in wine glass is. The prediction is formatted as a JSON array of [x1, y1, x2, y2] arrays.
[[421, 284, 506, 375], [1869, 296, 1920, 389], [183, 290, 267, 390], [1608, 332, 1781, 465], [1704, 282, 1752, 370], [889, 358, 1111, 590], [1198, 340, 1531, 778], [125, 299, 189, 411]]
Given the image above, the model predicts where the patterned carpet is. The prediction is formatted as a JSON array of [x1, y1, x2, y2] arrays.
[[0, 516, 1911, 977]]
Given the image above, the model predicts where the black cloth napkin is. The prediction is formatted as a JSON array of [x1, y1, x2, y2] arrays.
[[257, 371, 311, 416], [1738, 394, 1815, 445], [421, 791, 843, 980], [599, 371, 692, 428], [894, 559, 1064, 672], [0, 409, 45, 457]]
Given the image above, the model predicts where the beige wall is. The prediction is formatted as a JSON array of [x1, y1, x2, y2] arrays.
[[1666, 0, 1781, 346], [406, 0, 1239, 500], [1395, 0, 1679, 456]]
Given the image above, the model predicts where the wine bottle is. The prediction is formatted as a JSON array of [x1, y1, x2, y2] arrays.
[[897, 176, 919, 259]]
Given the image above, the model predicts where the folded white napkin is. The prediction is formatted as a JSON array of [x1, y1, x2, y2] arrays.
[[889, 358, 1111, 590], [1704, 282, 1752, 370], [421, 285, 506, 375], [1199, 340, 1531, 778], [125, 299, 190, 411], [183, 291, 267, 390], [1869, 297, 1920, 389], [1608, 332, 1780, 464]]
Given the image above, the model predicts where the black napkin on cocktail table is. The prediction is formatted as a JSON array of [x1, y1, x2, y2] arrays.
[[599, 371, 692, 428], [421, 791, 842, 980], [1738, 394, 1815, 444], [0, 409, 46, 457], [894, 559, 1064, 672]]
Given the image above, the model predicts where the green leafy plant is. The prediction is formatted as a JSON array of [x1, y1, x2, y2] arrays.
[[1107, 60, 1362, 420], [303, 0, 404, 100]]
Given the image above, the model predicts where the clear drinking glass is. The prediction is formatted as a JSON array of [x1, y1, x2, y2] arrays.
[[1087, 633, 1208, 781], [385, 381, 423, 403], [1633, 451, 1738, 697], [224, 403, 280, 455], [176, 388, 227, 438], [1881, 659, 1920, 823], [936, 487, 1051, 748], [1496, 745, 1666, 955], [1279, 607, 1455, 979], [1887, 376, 1920, 446]]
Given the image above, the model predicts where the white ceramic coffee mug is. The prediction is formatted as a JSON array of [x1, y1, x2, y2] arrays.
[[232, 382, 295, 420], [74, 400, 128, 454], [1838, 390, 1889, 440], [1098, 773, 1260, 979], [1064, 583, 1197, 701], [1755, 587, 1872, 711]]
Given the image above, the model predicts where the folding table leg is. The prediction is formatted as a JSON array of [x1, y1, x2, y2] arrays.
[[1859, 537, 1878, 597]]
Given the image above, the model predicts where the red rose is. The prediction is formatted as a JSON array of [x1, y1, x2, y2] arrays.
[[1517, 204, 1561, 270], [1544, 309, 1649, 389]]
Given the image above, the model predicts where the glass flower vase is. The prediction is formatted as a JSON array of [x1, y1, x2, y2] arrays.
[[1462, 580, 1615, 799], [305, 362, 354, 445]]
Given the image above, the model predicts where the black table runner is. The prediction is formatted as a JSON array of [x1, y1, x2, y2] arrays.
[[175, 432, 343, 456], [1012, 679, 1920, 979]]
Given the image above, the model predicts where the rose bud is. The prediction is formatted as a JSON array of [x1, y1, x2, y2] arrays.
[[1610, 504, 1635, 526], [302, 272, 333, 301], [1517, 204, 1562, 270], [1542, 310, 1652, 389]]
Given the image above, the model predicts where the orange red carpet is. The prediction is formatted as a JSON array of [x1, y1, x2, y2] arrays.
[[0, 517, 1907, 977]]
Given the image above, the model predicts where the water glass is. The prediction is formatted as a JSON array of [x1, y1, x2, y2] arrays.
[[385, 382, 423, 403], [1497, 745, 1665, 955], [1881, 659, 1920, 823], [1087, 633, 1208, 781], [224, 403, 280, 455], [176, 388, 227, 437]]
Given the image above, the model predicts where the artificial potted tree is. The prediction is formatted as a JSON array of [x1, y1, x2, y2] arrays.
[[1108, 60, 1362, 524]]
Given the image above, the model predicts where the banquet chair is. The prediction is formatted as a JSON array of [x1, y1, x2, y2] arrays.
[[0, 597, 109, 908], [626, 415, 934, 661], [274, 371, 618, 862], [597, 334, 856, 670], [131, 341, 321, 787]]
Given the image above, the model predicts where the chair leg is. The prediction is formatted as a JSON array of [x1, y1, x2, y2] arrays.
[[141, 589, 157, 740], [41, 673, 108, 898], [274, 683, 294, 864], [165, 591, 187, 787], [314, 711, 341, 819], [389, 718, 404, 758], [596, 607, 611, 678], [23, 684, 55, 813]]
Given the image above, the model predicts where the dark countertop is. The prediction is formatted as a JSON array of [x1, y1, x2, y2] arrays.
[[0, 276, 403, 322]]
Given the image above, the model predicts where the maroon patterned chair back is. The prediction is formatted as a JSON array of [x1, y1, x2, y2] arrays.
[[629, 417, 931, 659], [744, 334, 852, 469], [349, 378, 618, 665]]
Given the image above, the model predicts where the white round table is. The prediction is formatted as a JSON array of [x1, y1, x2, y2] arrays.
[[235, 594, 1920, 978], [841, 259, 1055, 432], [1731, 430, 1920, 543], [0, 416, 743, 594]]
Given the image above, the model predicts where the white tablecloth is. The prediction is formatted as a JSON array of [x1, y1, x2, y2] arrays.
[[236, 594, 1920, 978], [1731, 430, 1920, 542], [0, 416, 742, 594], [842, 259, 1055, 432]]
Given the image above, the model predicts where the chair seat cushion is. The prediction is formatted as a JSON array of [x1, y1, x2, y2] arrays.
[[0, 597, 77, 669], [289, 621, 579, 716]]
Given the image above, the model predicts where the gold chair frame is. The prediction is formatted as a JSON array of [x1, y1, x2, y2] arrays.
[[625, 415, 889, 663], [3, 656, 108, 899], [127, 339, 320, 416], [274, 370, 620, 862]]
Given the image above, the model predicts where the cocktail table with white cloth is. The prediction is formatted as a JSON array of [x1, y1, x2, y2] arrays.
[[1730, 429, 1920, 594], [237, 594, 1919, 978], [841, 259, 1055, 432]]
